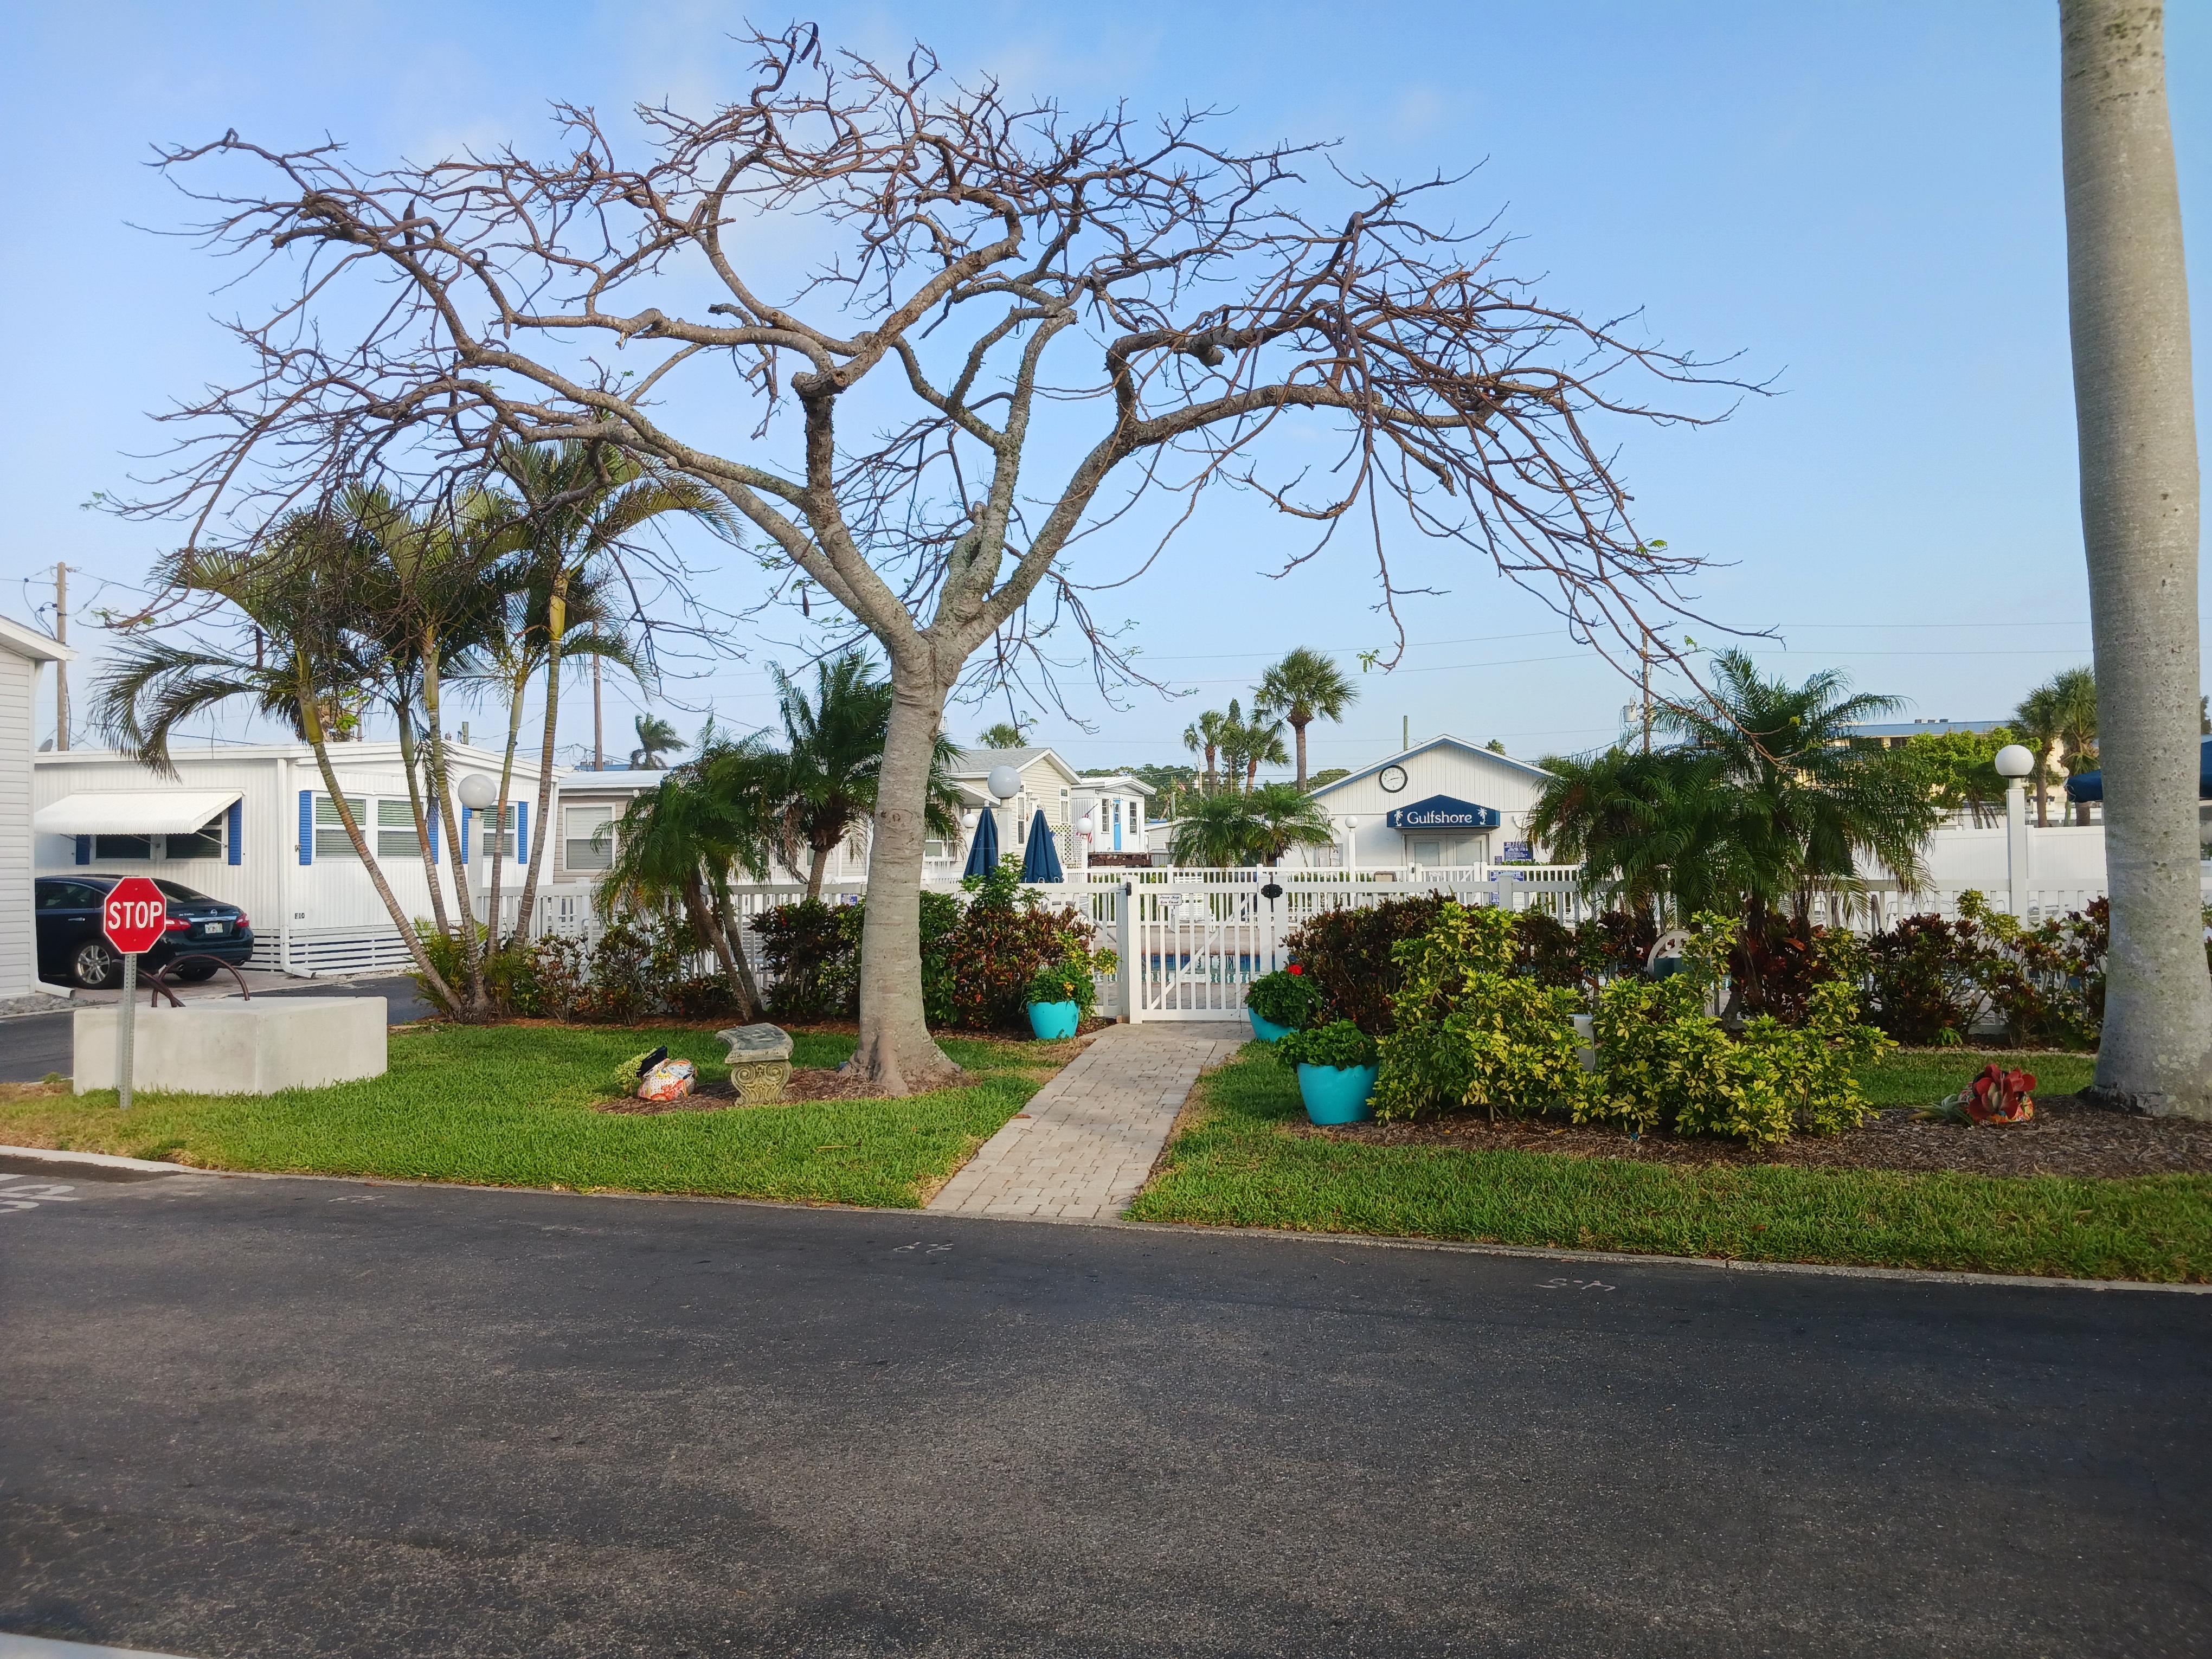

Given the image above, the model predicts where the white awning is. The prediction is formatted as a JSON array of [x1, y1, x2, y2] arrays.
[[33, 790, 242, 835]]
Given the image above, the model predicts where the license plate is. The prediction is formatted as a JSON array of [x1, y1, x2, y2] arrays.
[[201, 922, 227, 935]]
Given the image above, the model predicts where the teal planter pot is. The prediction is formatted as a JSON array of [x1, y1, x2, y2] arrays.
[[1248, 1008, 1293, 1043], [1297, 1062, 1380, 1125], [1027, 1000, 1081, 1040]]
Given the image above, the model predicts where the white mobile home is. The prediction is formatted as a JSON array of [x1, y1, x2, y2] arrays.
[[1, 615, 73, 1000], [33, 742, 552, 977]]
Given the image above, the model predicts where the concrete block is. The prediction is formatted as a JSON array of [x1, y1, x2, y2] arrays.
[[74, 998, 388, 1096]]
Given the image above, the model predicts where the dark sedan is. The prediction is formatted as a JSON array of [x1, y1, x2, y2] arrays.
[[35, 876, 255, 989]]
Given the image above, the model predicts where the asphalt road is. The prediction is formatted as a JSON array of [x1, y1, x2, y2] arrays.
[[2, 1170, 2208, 1658], [0, 977, 436, 1083]]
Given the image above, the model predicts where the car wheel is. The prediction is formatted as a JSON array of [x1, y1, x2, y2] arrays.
[[71, 940, 120, 989], [173, 961, 221, 983]]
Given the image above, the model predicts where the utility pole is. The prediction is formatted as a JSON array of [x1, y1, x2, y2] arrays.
[[53, 561, 69, 751], [591, 622, 604, 771], [1639, 640, 1652, 755]]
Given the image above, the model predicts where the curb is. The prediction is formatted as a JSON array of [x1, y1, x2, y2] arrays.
[[0, 1144, 204, 1175], [11, 1147, 2200, 1295]]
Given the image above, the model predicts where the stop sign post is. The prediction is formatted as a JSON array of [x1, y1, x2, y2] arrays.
[[102, 876, 168, 1110]]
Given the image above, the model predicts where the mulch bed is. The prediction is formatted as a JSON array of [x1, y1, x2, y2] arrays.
[[1296, 1095, 2212, 1179]]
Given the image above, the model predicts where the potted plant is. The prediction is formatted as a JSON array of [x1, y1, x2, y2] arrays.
[[1245, 962, 1320, 1041], [1275, 1019, 1381, 1124], [1025, 959, 1092, 1040]]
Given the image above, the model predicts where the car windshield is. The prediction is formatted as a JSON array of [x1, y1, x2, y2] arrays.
[[152, 880, 215, 903]]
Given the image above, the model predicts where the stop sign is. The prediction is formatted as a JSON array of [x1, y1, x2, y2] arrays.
[[101, 876, 170, 955]]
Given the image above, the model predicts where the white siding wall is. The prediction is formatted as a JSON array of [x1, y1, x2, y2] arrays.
[[1304, 744, 1552, 867], [0, 653, 35, 997]]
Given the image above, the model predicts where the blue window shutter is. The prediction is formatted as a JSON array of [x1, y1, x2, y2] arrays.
[[298, 790, 313, 866], [75, 835, 90, 866], [427, 807, 440, 865], [516, 803, 528, 865], [461, 806, 472, 863], [227, 799, 243, 866]]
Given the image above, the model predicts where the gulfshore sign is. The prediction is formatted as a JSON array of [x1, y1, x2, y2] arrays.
[[1385, 794, 1502, 832]]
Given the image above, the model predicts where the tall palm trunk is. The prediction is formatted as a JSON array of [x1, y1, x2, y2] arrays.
[[680, 870, 761, 1023], [486, 659, 528, 954], [2060, 0, 2212, 1116], [1291, 715, 1310, 790], [807, 837, 834, 901], [709, 885, 766, 1021], [395, 715, 450, 938], [849, 667, 963, 1093], [295, 655, 459, 1009], [421, 631, 488, 1013], [512, 574, 570, 948]]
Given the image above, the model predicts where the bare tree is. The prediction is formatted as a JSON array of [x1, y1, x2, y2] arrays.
[[140, 27, 1741, 1091], [2059, 0, 2211, 1118]]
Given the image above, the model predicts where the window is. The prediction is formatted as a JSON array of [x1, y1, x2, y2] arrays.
[[167, 815, 224, 861], [376, 799, 422, 860], [94, 834, 152, 860], [565, 805, 614, 872], [477, 803, 517, 861], [314, 795, 367, 859], [38, 881, 101, 910]]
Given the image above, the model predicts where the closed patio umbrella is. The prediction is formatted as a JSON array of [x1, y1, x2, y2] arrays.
[[1021, 808, 1065, 883], [962, 806, 1001, 879], [2065, 735, 2212, 803]]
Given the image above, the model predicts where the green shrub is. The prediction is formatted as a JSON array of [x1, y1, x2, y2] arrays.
[[409, 910, 732, 1023], [1026, 959, 1094, 1013], [1282, 895, 1446, 1033], [753, 898, 859, 1020], [1371, 902, 1588, 1122], [1275, 1019, 1379, 1070], [937, 856, 1098, 1032], [1579, 915, 1890, 1146], [1245, 967, 1322, 1030]]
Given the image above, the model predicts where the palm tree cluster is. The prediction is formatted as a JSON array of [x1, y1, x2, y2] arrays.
[[1181, 647, 1360, 795], [2011, 667, 2098, 826], [1528, 651, 1940, 1008], [94, 443, 726, 1015], [596, 653, 966, 1017]]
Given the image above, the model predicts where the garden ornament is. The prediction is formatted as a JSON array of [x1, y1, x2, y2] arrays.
[[718, 1023, 795, 1104], [638, 1056, 698, 1103], [1921, 1063, 2036, 1126]]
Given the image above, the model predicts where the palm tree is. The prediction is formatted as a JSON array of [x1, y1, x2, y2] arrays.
[[1255, 648, 1360, 790], [1216, 698, 1289, 793], [2012, 679, 2066, 827], [630, 713, 685, 768], [1171, 790, 1259, 867], [2060, 0, 2212, 1115], [1527, 744, 1738, 921], [93, 526, 469, 1011], [768, 652, 962, 899], [496, 440, 736, 944], [1182, 709, 1230, 794], [597, 736, 777, 1020], [1240, 782, 1339, 866], [2049, 666, 2099, 825], [976, 719, 1027, 749]]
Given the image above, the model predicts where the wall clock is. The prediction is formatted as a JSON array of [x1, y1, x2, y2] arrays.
[[1378, 764, 1408, 794]]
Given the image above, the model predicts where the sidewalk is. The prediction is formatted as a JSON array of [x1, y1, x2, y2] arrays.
[[928, 1021, 1246, 1221]]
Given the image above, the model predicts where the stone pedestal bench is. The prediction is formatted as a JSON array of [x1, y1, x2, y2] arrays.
[[72, 998, 388, 1096], [717, 1023, 794, 1103]]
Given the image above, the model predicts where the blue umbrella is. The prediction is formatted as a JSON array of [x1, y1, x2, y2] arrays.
[[1021, 808, 1065, 883], [962, 806, 1001, 879], [2066, 736, 2212, 803]]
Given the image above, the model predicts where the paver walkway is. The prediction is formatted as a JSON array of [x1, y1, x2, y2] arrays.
[[928, 1021, 1247, 1220]]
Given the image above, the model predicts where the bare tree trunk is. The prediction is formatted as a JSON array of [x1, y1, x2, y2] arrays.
[[2060, 0, 2212, 1117], [848, 668, 963, 1092]]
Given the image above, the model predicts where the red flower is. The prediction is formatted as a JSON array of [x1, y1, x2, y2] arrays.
[[1287, 963, 1303, 975]]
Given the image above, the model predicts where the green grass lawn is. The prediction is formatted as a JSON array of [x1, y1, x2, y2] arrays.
[[0, 1024, 1068, 1208], [1125, 1046, 2210, 1282]]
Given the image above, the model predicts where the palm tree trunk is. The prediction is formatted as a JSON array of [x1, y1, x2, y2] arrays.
[[1291, 716, 1310, 790], [420, 634, 487, 1013], [513, 588, 568, 948], [486, 663, 527, 955], [2060, 0, 2212, 1116], [297, 666, 460, 1010], [680, 870, 760, 1023], [849, 665, 964, 1094], [395, 716, 451, 938], [709, 886, 766, 1022], [806, 838, 833, 902]]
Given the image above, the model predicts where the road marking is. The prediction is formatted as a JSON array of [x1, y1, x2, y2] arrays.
[[1539, 1277, 1616, 1291], [0, 1179, 80, 1213]]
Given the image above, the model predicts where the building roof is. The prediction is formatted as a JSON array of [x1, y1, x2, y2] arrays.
[[1070, 770, 1156, 797], [1844, 719, 2004, 738], [947, 746, 1083, 787], [0, 614, 73, 664], [1306, 735, 1553, 800]]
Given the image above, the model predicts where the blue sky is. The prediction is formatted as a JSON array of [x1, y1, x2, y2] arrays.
[[3, 1, 2206, 775]]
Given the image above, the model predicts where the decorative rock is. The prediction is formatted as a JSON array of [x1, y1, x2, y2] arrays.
[[717, 1023, 794, 1104]]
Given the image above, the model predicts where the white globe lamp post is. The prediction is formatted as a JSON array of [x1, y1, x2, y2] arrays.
[[1994, 744, 2035, 915]]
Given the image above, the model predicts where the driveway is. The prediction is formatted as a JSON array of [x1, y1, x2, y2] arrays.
[[0, 975, 438, 1082], [2, 1169, 2205, 1657]]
